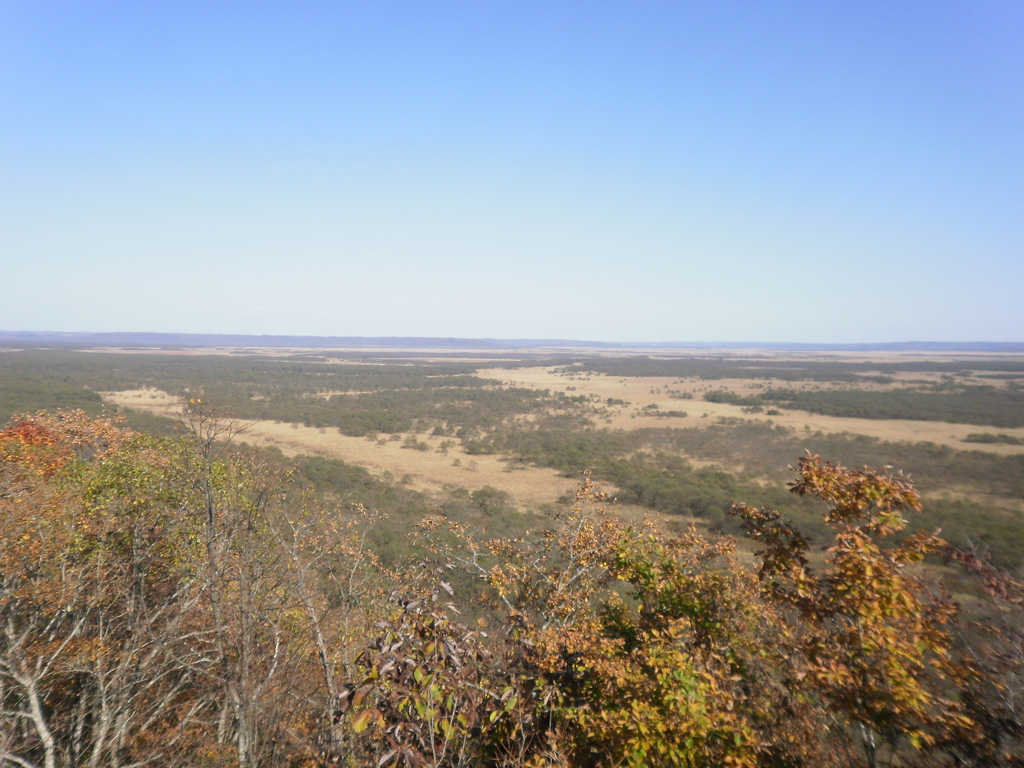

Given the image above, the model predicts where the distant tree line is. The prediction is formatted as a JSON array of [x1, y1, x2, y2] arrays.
[[704, 386, 1024, 428]]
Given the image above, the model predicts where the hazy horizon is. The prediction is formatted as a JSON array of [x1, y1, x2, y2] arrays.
[[2, 3, 1022, 343], [2, 330, 1022, 351]]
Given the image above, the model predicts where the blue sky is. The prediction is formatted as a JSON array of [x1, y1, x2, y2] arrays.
[[1, 2, 1021, 342]]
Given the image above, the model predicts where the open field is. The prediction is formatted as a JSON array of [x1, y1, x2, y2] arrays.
[[482, 367, 1024, 454], [102, 388, 577, 507], [5, 342, 1024, 563]]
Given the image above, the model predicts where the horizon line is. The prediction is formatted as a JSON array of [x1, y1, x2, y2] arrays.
[[1, 330, 1023, 353]]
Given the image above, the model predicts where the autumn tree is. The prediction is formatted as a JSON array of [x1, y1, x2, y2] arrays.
[[0, 408, 391, 768], [168, 397, 394, 766], [342, 580, 528, 768], [942, 544, 1024, 765], [6, 408, 1009, 768], [731, 454, 968, 768], [561, 529, 825, 768], [396, 475, 826, 768], [416, 475, 632, 632], [0, 412, 209, 768], [270, 498, 392, 764]]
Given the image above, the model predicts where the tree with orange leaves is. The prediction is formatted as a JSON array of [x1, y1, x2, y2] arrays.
[[0, 410, 391, 768], [732, 454, 970, 768], [400, 475, 824, 768], [0, 411, 200, 768]]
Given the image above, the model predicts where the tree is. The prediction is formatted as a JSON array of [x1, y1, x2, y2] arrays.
[[343, 582, 522, 768], [731, 454, 967, 767], [539, 530, 822, 768], [0, 408, 391, 768], [409, 475, 824, 767], [4, 410, 1002, 768], [0, 412, 209, 768], [942, 544, 1024, 765], [173, 397, 390, 767]]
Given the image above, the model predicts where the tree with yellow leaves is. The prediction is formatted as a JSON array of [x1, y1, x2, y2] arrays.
[[732, 454, 969, 768]]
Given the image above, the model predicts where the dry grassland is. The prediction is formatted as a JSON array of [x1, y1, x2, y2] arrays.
[[481, 367, 1024, 455], [80, 345, 530, 362], [101, 344, 1024, 518], [102, 389, 576, 508]]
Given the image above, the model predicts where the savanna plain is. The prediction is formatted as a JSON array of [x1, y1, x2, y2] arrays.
[[2, 343, 1024, 767]]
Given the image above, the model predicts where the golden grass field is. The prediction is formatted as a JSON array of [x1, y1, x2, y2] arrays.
[[480, 367, 1024, 455], [103, 348, 1024, 517], [92, 348, 1023, 581], [102, 389, 577, 508]]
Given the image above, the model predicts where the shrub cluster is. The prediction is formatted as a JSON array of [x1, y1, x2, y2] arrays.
[[1, 410, 1022, 766], [705, 386, 1024, 428]]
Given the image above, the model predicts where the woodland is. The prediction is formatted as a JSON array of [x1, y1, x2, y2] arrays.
[[1, 345, 1024, 766]]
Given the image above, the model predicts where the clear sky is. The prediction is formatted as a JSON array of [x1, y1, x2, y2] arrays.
[[2, 2, 1021, 342]]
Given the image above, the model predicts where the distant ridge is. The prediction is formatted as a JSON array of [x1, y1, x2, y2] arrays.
[[1, 331, 1023, 353], [0, 331, 612, 349]]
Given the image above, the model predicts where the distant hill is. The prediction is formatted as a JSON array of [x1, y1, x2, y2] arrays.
[[0, 331, 615, 349], [0, 331, 1022, 353]]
